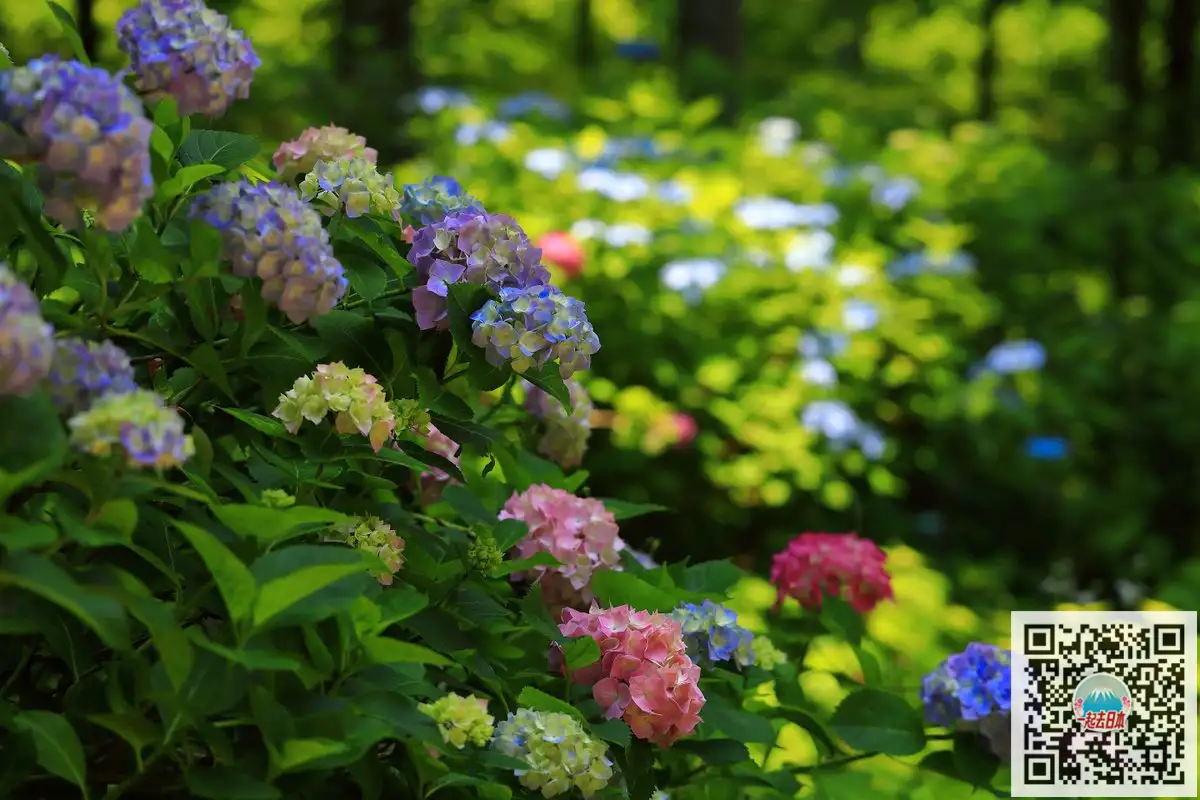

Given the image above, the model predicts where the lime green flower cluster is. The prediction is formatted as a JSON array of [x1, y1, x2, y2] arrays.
[[418, 692, 495, 749], [492, 708, 613, 798], [752, 636, 787, 670], [272, 362, 396, 452], [340, 516, 405, 585], [467, 532, 504, 575], [259, 489, 295, 509], [299, 156, 402, 220], [392, 398, 432, 434], [67, 389, 193, 469]]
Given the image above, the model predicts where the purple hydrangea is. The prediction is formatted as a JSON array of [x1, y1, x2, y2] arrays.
[[409, 210, 549, 330], [116, 0, 260, 117], [190, 180, 347, 324], [470, 285, 599, 379], [400, 176, 485, 227], [920, 643, 1012, 727], [43, 337, 137, 413], [0, 263, 55, 397], [0, 57, 153, 232], [68, 389, 193, 469]]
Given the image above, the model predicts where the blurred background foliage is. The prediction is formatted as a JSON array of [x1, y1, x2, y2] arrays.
[[5, 0, 1200, 684]]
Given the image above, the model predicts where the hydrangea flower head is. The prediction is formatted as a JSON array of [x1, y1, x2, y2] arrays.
[[300, 156, 402, 220], [921, 643, 1012, 726], [770, 532, 893, 614], [273, 124, 376, 181], [116, 0, 260, 117], [400, 175, 485, 226], [525, 379, 592, 469], [409, 210, 550, 330], [190, 180, 347, 324], [337, 515, 405, 584], [500, 484, 623, 610], [418, 693, 494, 749], [492, 708, 613, 797], [67, 389, 194, 468], [670, 600, 756, 668], [0, 57, 153, 231], [43, 337, 137, 413], [272, 362, 396, 451], [470, 285, 600, 379], [259, 488, 295, 509], [752, 636, 787, 670], [0, 264, 54, 397], [559, 605, 705, 748], [468, 532, 504, 575]]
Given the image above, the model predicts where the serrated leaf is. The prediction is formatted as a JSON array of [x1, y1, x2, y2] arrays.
[[829, 689, 926, 755], [178, 130, 261, 171], [158, 163, 225, 200], [563, 637, 600, 670]]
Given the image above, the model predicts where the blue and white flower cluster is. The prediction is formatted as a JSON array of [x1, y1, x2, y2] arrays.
[[920, 643, 1012, 760]]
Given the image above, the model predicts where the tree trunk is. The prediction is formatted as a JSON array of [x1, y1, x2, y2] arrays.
[[76, 0, 98, 63], [1162, 0, 1198, 169], [976, 0, 1004, 121], [332, 0, 420, 162], [577, 0, 596, 77], [675, 0, 743, 124], [1109, 0, 1145, 180]]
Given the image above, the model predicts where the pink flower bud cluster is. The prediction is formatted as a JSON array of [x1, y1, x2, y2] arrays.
[[769, 531, 893, 614], [273, 124, 377, 181], [500, 485, 624, 612], [559, 605, 705, 749]]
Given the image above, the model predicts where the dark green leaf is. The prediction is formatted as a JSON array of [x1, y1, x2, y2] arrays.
[[599, 498, 671, 521], [820, 595, 865, 646], [0, 393, 69, 504], [563, 636, 601, 670], [0, 553, 129, 649], [829, 689, 926, 756], [173, 520, 256, 624], [187, 343, 236, 400], [213, 504, 352, 545], [523, 363, 571, 411], [45, 1, 90, 64], [187, 767, 282, 800], [440, 483, 496, 525], [221, 407, 289, 437], [673, 738, 751, 765], [778, 707, 841, 756], [701, 696, 776, 743], [128, 217, 178, 283], [360, 636, 452, 666], [13, 711, 86, 790], [491, 551, 562, 577], [159, 163, 225, 200], [953, 732, 1002, 787], [588, 719, 630, 748], [252, 554, 367, 629], [588, 569, 684, 613], [178, 130, 261, 171], [87, 713, 160, 772], [683, 560, 743, 594], [517, 687, 585, 722], [344, 256, 389, 303]]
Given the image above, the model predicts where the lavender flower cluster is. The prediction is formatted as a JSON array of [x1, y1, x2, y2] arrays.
[[0, 57, 153, 231], [190, 180, 347, 324], [116, 0, 260, 117], [0, 264, 55, 396]]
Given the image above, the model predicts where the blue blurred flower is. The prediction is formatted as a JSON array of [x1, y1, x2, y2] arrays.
[[605, 136, 665, 161], [887, 250, 977, 279], [756, 117, 801, 156], [44, 337, 137, 413], [456, 121, 510, 147], [525, 148, 573, 179], [657, 180, 691, 204], [857, 424, 886, 460], [800, 400, 860, 443], [735, 197, 839, 230], [576, 168, 649, 202], [413, 86, 472, 114], [785, 230, 836, 271], [798, 331, 848, 360], [871, 176, 920, 211], [614, 40, 661, 61], [799, 359, 837, 387], [660, 258, 726, 303], [498, 91, 569, 121], [984, 340, 1046, 374], [921, 643, 1011, 726], [1025, 436, 1068, 461], [603, 223, 652, 248], [569, 219, 606, 240], [0, 263, 55, 397], [670, 600, 756, 667], [842, 300, 879, 332]]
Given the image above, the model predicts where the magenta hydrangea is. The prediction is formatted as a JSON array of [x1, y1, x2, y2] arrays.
[[0, 264, 54, 397], [43, 337, 137, 413], [408, 209, 550, 330], [190, 180, 347, 324], [116, 0, 260, 117], [0, 57, 153, 231]]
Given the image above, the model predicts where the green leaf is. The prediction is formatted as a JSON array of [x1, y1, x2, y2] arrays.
[[13, 711, 86, 793], [187, 218, 224, 279], [253, 559, 369, 629], [188, 346, 237, 400], [188, 628, 304, 672], [273, 738, 351, 775], [373, 586, 430, 631], [238, 286, 269, 356], [158, 163, 225, 200], [517, 686, 585, 723], [523, 363, 571, 411], [360, 635, 453, 666], [178, 130, 261, 171], [344, 255, 389, 303], [599, 499, 670, 521], [820, 595, 865, 646], [777, 707, 841, 756], [952, 732, 1001, 787], [0, 553, 129, 650], [45, 1, 90, 65], [588, 719, 630, 748], [673, 738, 750, 765], [187, 767, 282, 800], [128, 217, 178, 283], [445, 284, 493, 355], [221, 407, 289, 437], [682, 559, 743, 594], [588, 569, 682, 612], [491, 550, 562, 577], [0, 45, 11, 68], [493, 519, 529, 552], [829, 689, 926, 756], [440, 483, 496, 526], [173, 520, 256, 624], [701, 696, 776, 743], [87, 713, 160, 772], [0, 393, 69, 504], [121, 592, 194, 690], [562, 636, 601, 670], [0, 517, 58, 551], [213, 504, 351, 545]]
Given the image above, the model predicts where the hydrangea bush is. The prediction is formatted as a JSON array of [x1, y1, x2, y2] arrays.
[[0, 6, 1015, 799]]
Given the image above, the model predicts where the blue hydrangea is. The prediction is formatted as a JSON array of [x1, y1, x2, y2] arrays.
[[871, 176, 920, 211], [190, 180, 347, 325], [735, 197, 839, 230], [116, 0, 260, 117], [575, 168, 649, 202], [1025, 435, 1068, 461], [0, 57, 153, 232], [671, 600, 756, 668], [0, 264, 54, 397], [43, 337, 137, 413], [886, 250, 976, 279], [498, 91, 570, 121], [920, 643, 1012, 726], [659, 258, 726, 304], [400, 176, 485, 226], [470, 285, 599, 379], [983, 340, 1046, 374], [455, 121, 511, 147]]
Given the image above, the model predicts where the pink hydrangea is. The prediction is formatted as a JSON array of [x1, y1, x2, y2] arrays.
[[769, 531, 893, 614], [412, 422, 460, 503], [500, 485, 624, 611], [559, 605, 705, 748], [273, 124, 377, 181]]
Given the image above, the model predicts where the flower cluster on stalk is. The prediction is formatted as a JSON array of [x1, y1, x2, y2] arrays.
[[491, 708, 613, 797], [299, 156, 402, 220], [273, 123, 377, 181], [769, 531, 893, 614], [470, 285, 600, 379], [337, 516, 405, 585], [418, 692, 494, 749], [68, 389, 194, 469], [670, 600, 756, 668], [921, 643, 1012, 760], [272, 362, 396, 451]]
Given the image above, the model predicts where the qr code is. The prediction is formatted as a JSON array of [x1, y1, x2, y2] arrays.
[[1012, 610, 1198, 797]]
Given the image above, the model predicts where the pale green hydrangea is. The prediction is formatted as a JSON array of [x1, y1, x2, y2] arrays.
[[259, 489, 295, 509], [752, 636, 787, 670], [492, 708, 613, 798], [418, 692, 495, 749], [272, 362, 396, 452], [299, 156, 402, 220], [467, 533, 504, 575], [338, 516, 405, 585]]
